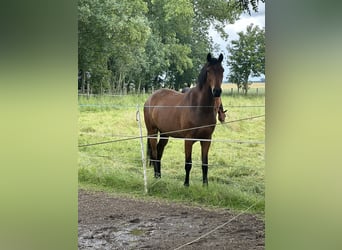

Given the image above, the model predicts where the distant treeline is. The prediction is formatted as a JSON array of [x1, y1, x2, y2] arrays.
[[78, 0, 265, 94]]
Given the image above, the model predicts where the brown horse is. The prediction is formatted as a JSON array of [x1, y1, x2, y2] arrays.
[[144, 53, 224, 186]]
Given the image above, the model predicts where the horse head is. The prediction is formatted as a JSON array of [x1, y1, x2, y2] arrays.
[[204, 53, 224, 98]]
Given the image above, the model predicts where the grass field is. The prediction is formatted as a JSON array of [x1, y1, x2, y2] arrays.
[[78, 91, 265, 214], [222, 82, 265, 95]]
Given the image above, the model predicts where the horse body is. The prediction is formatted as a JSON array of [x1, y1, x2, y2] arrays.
[[144, 53, 224, 186], [145, 88, 216, 138]]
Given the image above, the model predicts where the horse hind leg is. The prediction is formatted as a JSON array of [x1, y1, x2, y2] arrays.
[[147, 129, 160, 178], [156, 136, 169, 178]]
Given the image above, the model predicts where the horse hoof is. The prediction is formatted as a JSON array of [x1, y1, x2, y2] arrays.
[[154, 173, 161, 178], [184, 183, 189, 187]]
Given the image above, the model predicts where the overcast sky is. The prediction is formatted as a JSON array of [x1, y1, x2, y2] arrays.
[[210, 2, 265, 81]]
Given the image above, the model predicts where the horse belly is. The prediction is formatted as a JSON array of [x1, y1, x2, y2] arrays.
[[192, 126, 215, 139], [152, 108, 184, 136]]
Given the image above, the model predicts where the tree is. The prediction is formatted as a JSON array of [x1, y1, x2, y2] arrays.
[[78, 0, 265, 94], [78, 0, 150, 93], [171, 0, 242, 90], [227, 24, 265, 94], [235, 0, 265, 15]]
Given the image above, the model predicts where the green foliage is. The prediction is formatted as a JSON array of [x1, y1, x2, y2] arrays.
[[235, 0, 265, 15], [227, 24, 265, 94], [78, 0, 150, 92], [78, 93, 265, 213], [78, 0, 266, 93]]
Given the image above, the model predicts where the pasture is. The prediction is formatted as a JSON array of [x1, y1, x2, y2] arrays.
[[78, 90, 265, 213], [222, 82, 265, 95]]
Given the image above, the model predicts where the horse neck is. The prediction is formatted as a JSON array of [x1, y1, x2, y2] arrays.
[[194, 84, 214, 107]]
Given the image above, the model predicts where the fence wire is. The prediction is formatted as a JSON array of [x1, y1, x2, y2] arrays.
[[79, 152, 264, 192], [78, 114, 265, 147], [79, 152, 264, 170], [79, 104, 265, 109]]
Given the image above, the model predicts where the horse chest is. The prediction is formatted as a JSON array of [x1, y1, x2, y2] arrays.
[[184, 112, 216, 137]]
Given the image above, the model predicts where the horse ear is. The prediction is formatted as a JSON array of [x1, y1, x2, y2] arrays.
[[207, 53, 212, 62], [219, 53, 223, 62]]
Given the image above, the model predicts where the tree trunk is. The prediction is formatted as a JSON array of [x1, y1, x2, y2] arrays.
[[82, 70, 86, 94]]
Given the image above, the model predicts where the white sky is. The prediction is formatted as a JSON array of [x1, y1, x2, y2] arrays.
[[210, 2, 265, 81]]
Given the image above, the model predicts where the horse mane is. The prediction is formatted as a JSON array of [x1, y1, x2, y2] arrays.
[[197, 53, 223, 89], [197, 64, 208, 90]]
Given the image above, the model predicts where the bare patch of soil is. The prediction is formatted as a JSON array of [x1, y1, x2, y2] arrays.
[[78, 189, 264, 249]]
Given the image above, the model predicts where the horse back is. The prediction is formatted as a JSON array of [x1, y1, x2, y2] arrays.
[[144, 89, 193, 137]]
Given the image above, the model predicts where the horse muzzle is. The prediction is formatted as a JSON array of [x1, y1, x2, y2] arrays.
[[212, 87, 222, 97]]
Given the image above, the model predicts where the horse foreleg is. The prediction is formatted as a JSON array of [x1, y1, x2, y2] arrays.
[[200, 140, 211, 186], [156, 137, 169, 178], [184, 140, 194, 186]]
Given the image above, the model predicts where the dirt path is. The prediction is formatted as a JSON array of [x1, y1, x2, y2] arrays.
[[78, 189, 264, 249]]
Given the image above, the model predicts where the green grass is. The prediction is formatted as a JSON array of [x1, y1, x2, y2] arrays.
[[78, 92, 265, 214]]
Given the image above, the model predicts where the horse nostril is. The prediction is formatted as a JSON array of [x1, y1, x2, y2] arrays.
[[213, 87, 222, 97]]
